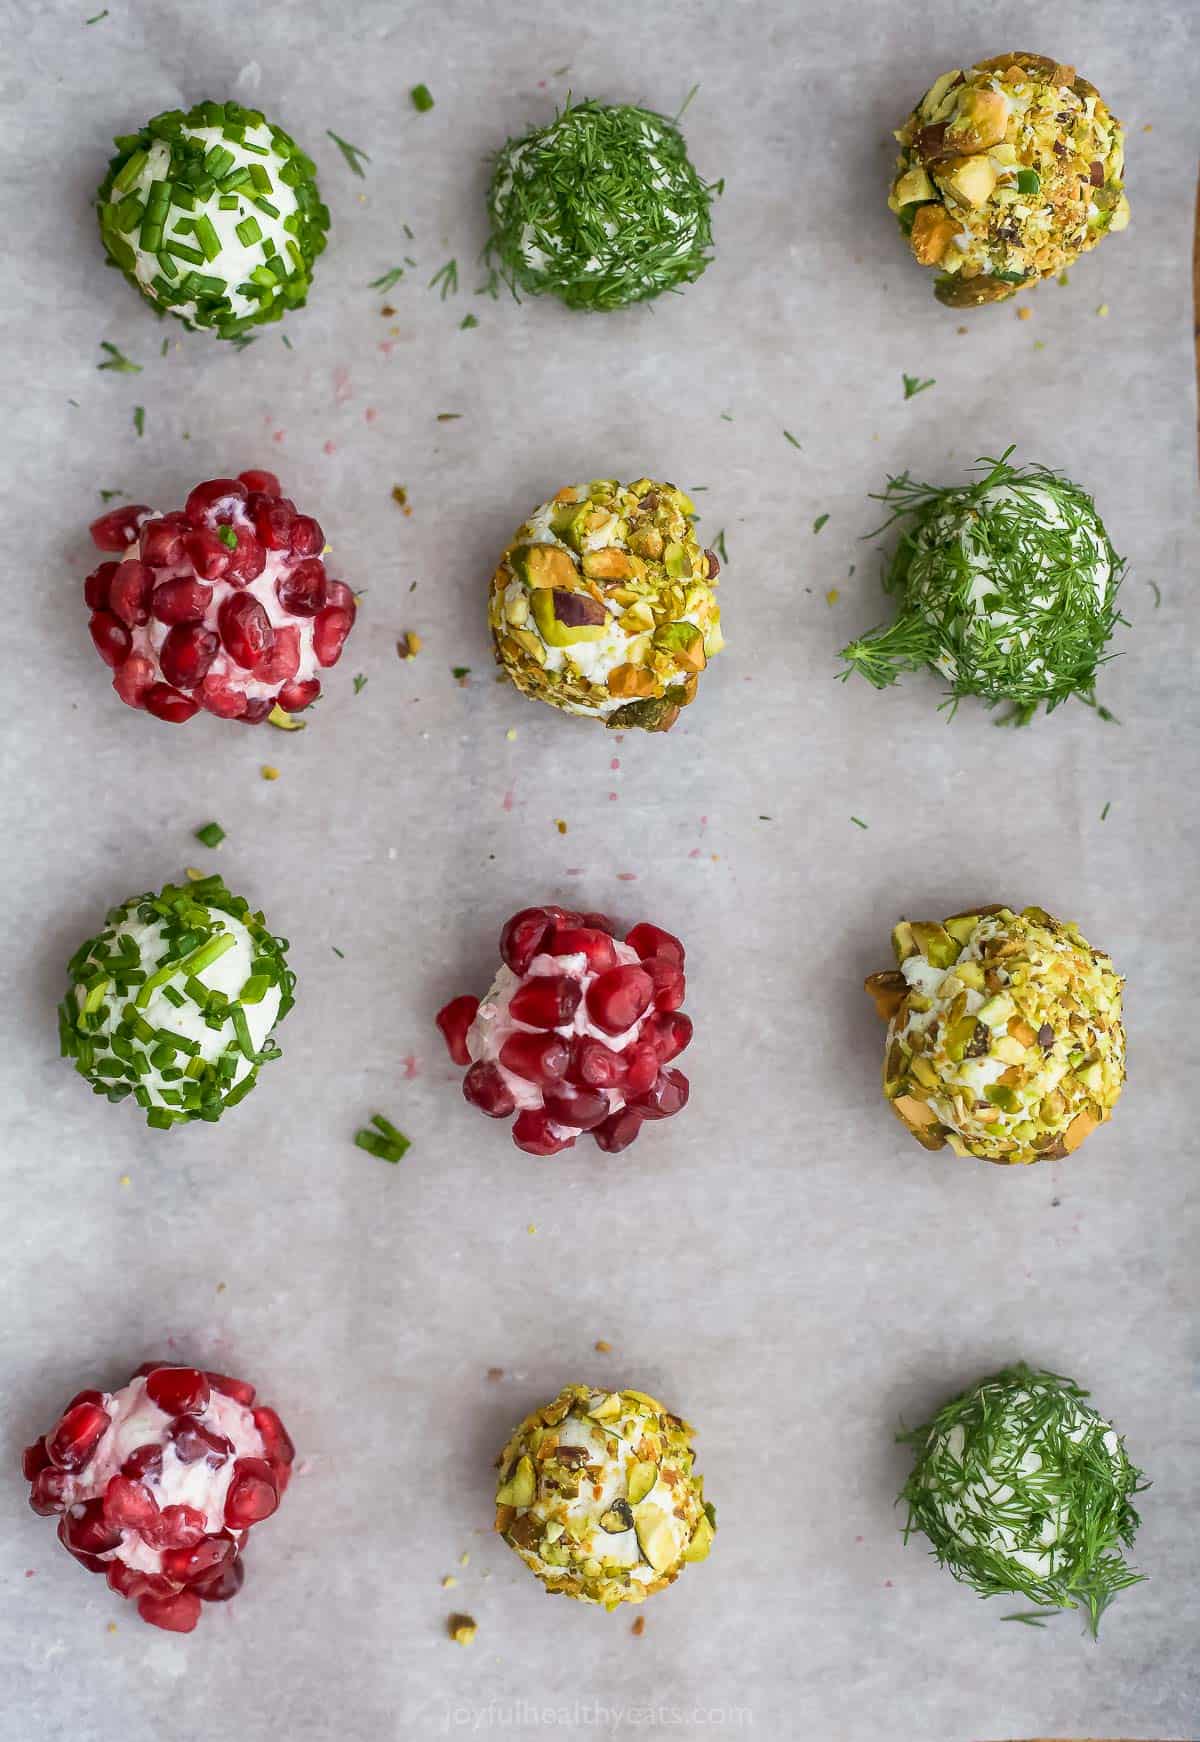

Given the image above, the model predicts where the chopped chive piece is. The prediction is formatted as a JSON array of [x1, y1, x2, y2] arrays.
[[193, 213, 222, 260], [194, 821, 226, 848], [164, 240, 205, 265], [783, 429, 802, 448], [850, 816, 869, 829], [902, 373, 936, 399], [459, 313, 479, 329], [97, 341, 142, 374], [369, 266, 404, 291], [326, 129, 370, 177], [111, 149, 148, 195], [253, 197, 280, 220], [812, 513, 829, 534], [428, 258, 458, 299], [132, 405, 145, 437], [235, 215, 262, 246], [355, 1112, 410, 1163], [248, 162, 273, 194], [410, 84, 434, 112]]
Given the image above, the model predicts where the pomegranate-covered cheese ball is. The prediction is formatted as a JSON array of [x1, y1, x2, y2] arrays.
[[85, 471, 357, 725], [436, 905, 694, 1156], [59, 875, 294, 1128], [494, 1384, 714, 1608], [97, 100, 329, 340], [23, 1362, 294, 1633]]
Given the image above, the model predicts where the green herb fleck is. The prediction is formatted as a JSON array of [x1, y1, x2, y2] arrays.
[[459, 313, 479, 330], [353, 673, 368, 694], [1148, 580, 1161, 609], [1001, 1611, 1050, 1628], [98, 341, 141, 374], [326, 130, 370, 178], [216, 525, 239, 551], [355, 1112, 410, 1164], [452, 666, 470, 681], [713, 528, 729, 566], [902, 373, 936, 399], [85, 7, 108, 20], [1100, 801, 1111, 821], [812, 513, 829, 535], [783, 429, 802, 449], [675, 84, 700, 122], [720, 412, 734, 422], [331, 946, 345, 959], [194, 822, 226, 849], [230, 335, 256, 352], [370, 267, 405, 292], [429, 258, 458, 300], [436, 412, 461, 422], [132, 405, 145, 437], [410, 84, 434, 112], [98, 488, 124, 503], [281, 334, 293, 350], [850, 816, 868, 829]]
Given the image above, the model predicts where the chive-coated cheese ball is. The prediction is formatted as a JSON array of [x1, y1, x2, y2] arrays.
[[494, 1385, 714, 1608], [488, 478, 724, 731], [865, 904, 1124, 1165], [97, 100, 329, 339], [60, 876, 294, 1128], [899, 1363, 1145, 1633], [889, 52, 1128, 306]]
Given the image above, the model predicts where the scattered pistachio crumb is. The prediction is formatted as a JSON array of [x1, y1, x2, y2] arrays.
[[505, 727, 517, 741], [631, 1616, 646, 1637], [184, 867, 205, 882], [1033, 340, 1047, 351], [1017, 306, 1033, 321], [447, 1614, 477, 1646], [106, 1621, 118, 1634], [397, 632, 422, 660], [555, 819, 567, 835], [261, 765, 279, 781], [119, 1174, 131, 1188], [442, 1575, 457, 1589], [1096, 303, 1109, 318], [825, 588, 839, 606], [594, 1339, 612, 1353], [459, 1552, 470, 1567], [527, 1224, 537, 1235]]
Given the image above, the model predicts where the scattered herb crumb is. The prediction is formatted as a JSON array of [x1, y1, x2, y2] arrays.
[[451, 666, 470, 682], [428, 258, 458, 300], [1001, 1612, 1050, 1628], [902, 373, 935, 399], [397, 632, 422, 660], [459, 313, 479, 330], [1148, 580, 1162, 608], [132, 406, 145, 437], [812, 513, 829, 534], [160, 338, 169, 357], [352, 673, 368, 694], [370, 267, 405, 292], [281, 334, 293, 351], [850, 816, 868, 830], [85, 7, 108, 19], [1096, 303, 1109, 318], [98, 488, 124, 503], [331, 946, 345, 959], [783, 429, 802, 449], [436, 412, 462, 422], [230, 335, 255, 352], [354, 1112, 410, 1164], [261, 765, 279, 781], [326, 130, 370, 177], [410, 84, 434, 112], [758, 815, 772, 821], [1100, 801, 1111, 821], [97, 342, 141, 374], [720, 412, 733, 422], [194, 822, 225, 849], [713, 528, 729, 565]]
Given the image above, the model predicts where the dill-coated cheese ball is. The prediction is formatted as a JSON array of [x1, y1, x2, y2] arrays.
[[839, 451, 1123, 724], [889, 52, 1128, 307], [60, 875, 294, 1128], [494, 1384, 715, 1608], [899, 1363, 1145, 1633], [97, 100, 329, 339], [486, 99, 716, 311], [489, 478, 724, 731], [865, 904, 1124, 1165]]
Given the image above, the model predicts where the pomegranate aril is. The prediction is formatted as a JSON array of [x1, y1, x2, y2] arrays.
[[511, 1107, 577, 1156], [47, 1400, 110, 1472], [324, 579, 356, 615], [138, 1590, 202, 1632], [162, 1532, 235, 1584], [89, 609, 131, 668], [499, 907, 557, 975], [625, 922, 685, 968], [541, 1083, 610, 1132], [237, 468, 281, 496], [151, 576, 212, 625], [219, 592, 274, 669], [436, 994, 479, 1065], [579, 911, 617, 934], [102, 1474, 159, 1533], [620, 1041, 660, 1097], [629, 1067, 689, 1120], [224, 529, 266, 585], [159, 623, 219, 690], [548, 926, 618, 972], [585, 964, 654, 1035], [254, 623, 300, 684], [22, 1439, 50, 1480], [184, 527, 232, 580], [254, 496, 296, 549], [508, 974, 581, 1029], [89, 503, 149, 550], [287, 514, 324, 557], [194, 1555, 245, 1602], [62, 1390, 106, 1413], [107, 560, 153, 627], [313, 604, 352, 667], [499, 1030, 570, 1087], [107, 1561, 174, 1601], [644, 956, 686, 1012], [29, 1467, 70, 1515], [112, 654, 155, 708], [61, 1497, 122, 1556], [593, 1107, 643, 1153], [149, 1503, 207, 1549], [168, 1415, 234, 1467], [462, 1060, 516, 1119], [144, 683, 199, 723], [185, 477, 247, 526], [120, 1442, 164, 1484], [199, 673, 249, 718], [643, 1010, 693, 1063], [276, 678, 320, 713], [84, 561, 118, 610], [206, 1371, 256, 1407], [252, 1406, 295, 1468], [140, 512, 189, 569], [57, 1524, 109, 1574], [131, 1361, 178, 1380], [240, 697, 274, 724], [566, 1035, 627, 1089], [275, 556, 327, 616], [145, 1366, 210, 1417], [224, 1458, 279, 1528]]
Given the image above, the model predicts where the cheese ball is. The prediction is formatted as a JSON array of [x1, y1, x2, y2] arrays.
[[488, 479, 724, 731], [889, 52, 1128, 306], [97, 100, 329, 339], [865, 904, 1124, 1165], [494, 1384, 714, 1607], [486, 99, 715, 311], [899, 1363, 1145, 1633], [60, 875, 294, 1128]]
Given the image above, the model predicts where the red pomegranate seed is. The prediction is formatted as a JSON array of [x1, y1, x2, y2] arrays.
[[145, 1366, 210, 1416], [275, 556, 327, 616], [287, 514, 324, 557], [46, 1400, 110, 1472], [107, 1561, 175, 1601], [151, 576, 212, 625], [219, 593, 274, 669], [462, 1061, 516, 1119], [324, 579, 356, 615], [185, 477, 247, 527], [224, 529, 266, 585], [61, 1497, 122, 1557], [130, 1361, 178, 1380], [237, 468, 281, 496], [57, 1521, 109, 1574], [168, 1415, 234, 1466], [120, 1442, 164, 1484], [84, 561, 118, 610], [566, 1034, 627, 1089], [254, 623, 301, 684], [89, 504, 149, 551], [643, 1010, 693, 1063], [499, 1031, 570, 1087], [205, 1372, 256, 1407], [312, 604, 352, 666], [276, 678, 320, 713], [548, 926, 618, 972], [22, 1439, 50, 1480], [183, 527, 233, 580], [148, 1504, 207, 1549], [500, 907, 558, 975], [224, 1458, 279, 1529], [251, 1406, 295, 1467], [511, 1108, 576, 1156], [625, 922, 685, 967], [254, 496, 296, 549], [159, 623, 219, 690], [29, 1467, 70, 1514], [194, 1556, 245, 1602], [629, 1067, 689, 1120], [112, 654, 155, 707], [138, 1589, 202, 1632], [143, 683, 199, 723], [585, 965, 654, 1035], [199, 673, 249, 718], [541, 1083, 610, 1131], [593, 1107, 643, 1153], [102, 1474, 159, 1533], [140, 512, 189, 569], [620, 1041, 660, 1096], [107, 560, 153, 627], [89, 609, 131, 668], [509, 974, 581, 1029], [435, 994, 479, 1065], [240, 697, 274, 724], [162, 1532, 235, 1585], [644, 956, 686, 1012]]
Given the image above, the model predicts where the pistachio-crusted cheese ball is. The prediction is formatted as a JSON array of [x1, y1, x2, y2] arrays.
[[899, 1363, 1145, 1633], [489, 479, 724, 731], [60, 875, 294, 1128], [97, 100, 329, 339], [865, 905, 1124, 1165], [840, 452, 1124, 724], [486, 99, 716, 311], [889, 52, 1128, 306], [495, 1385, 714, 1607]]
